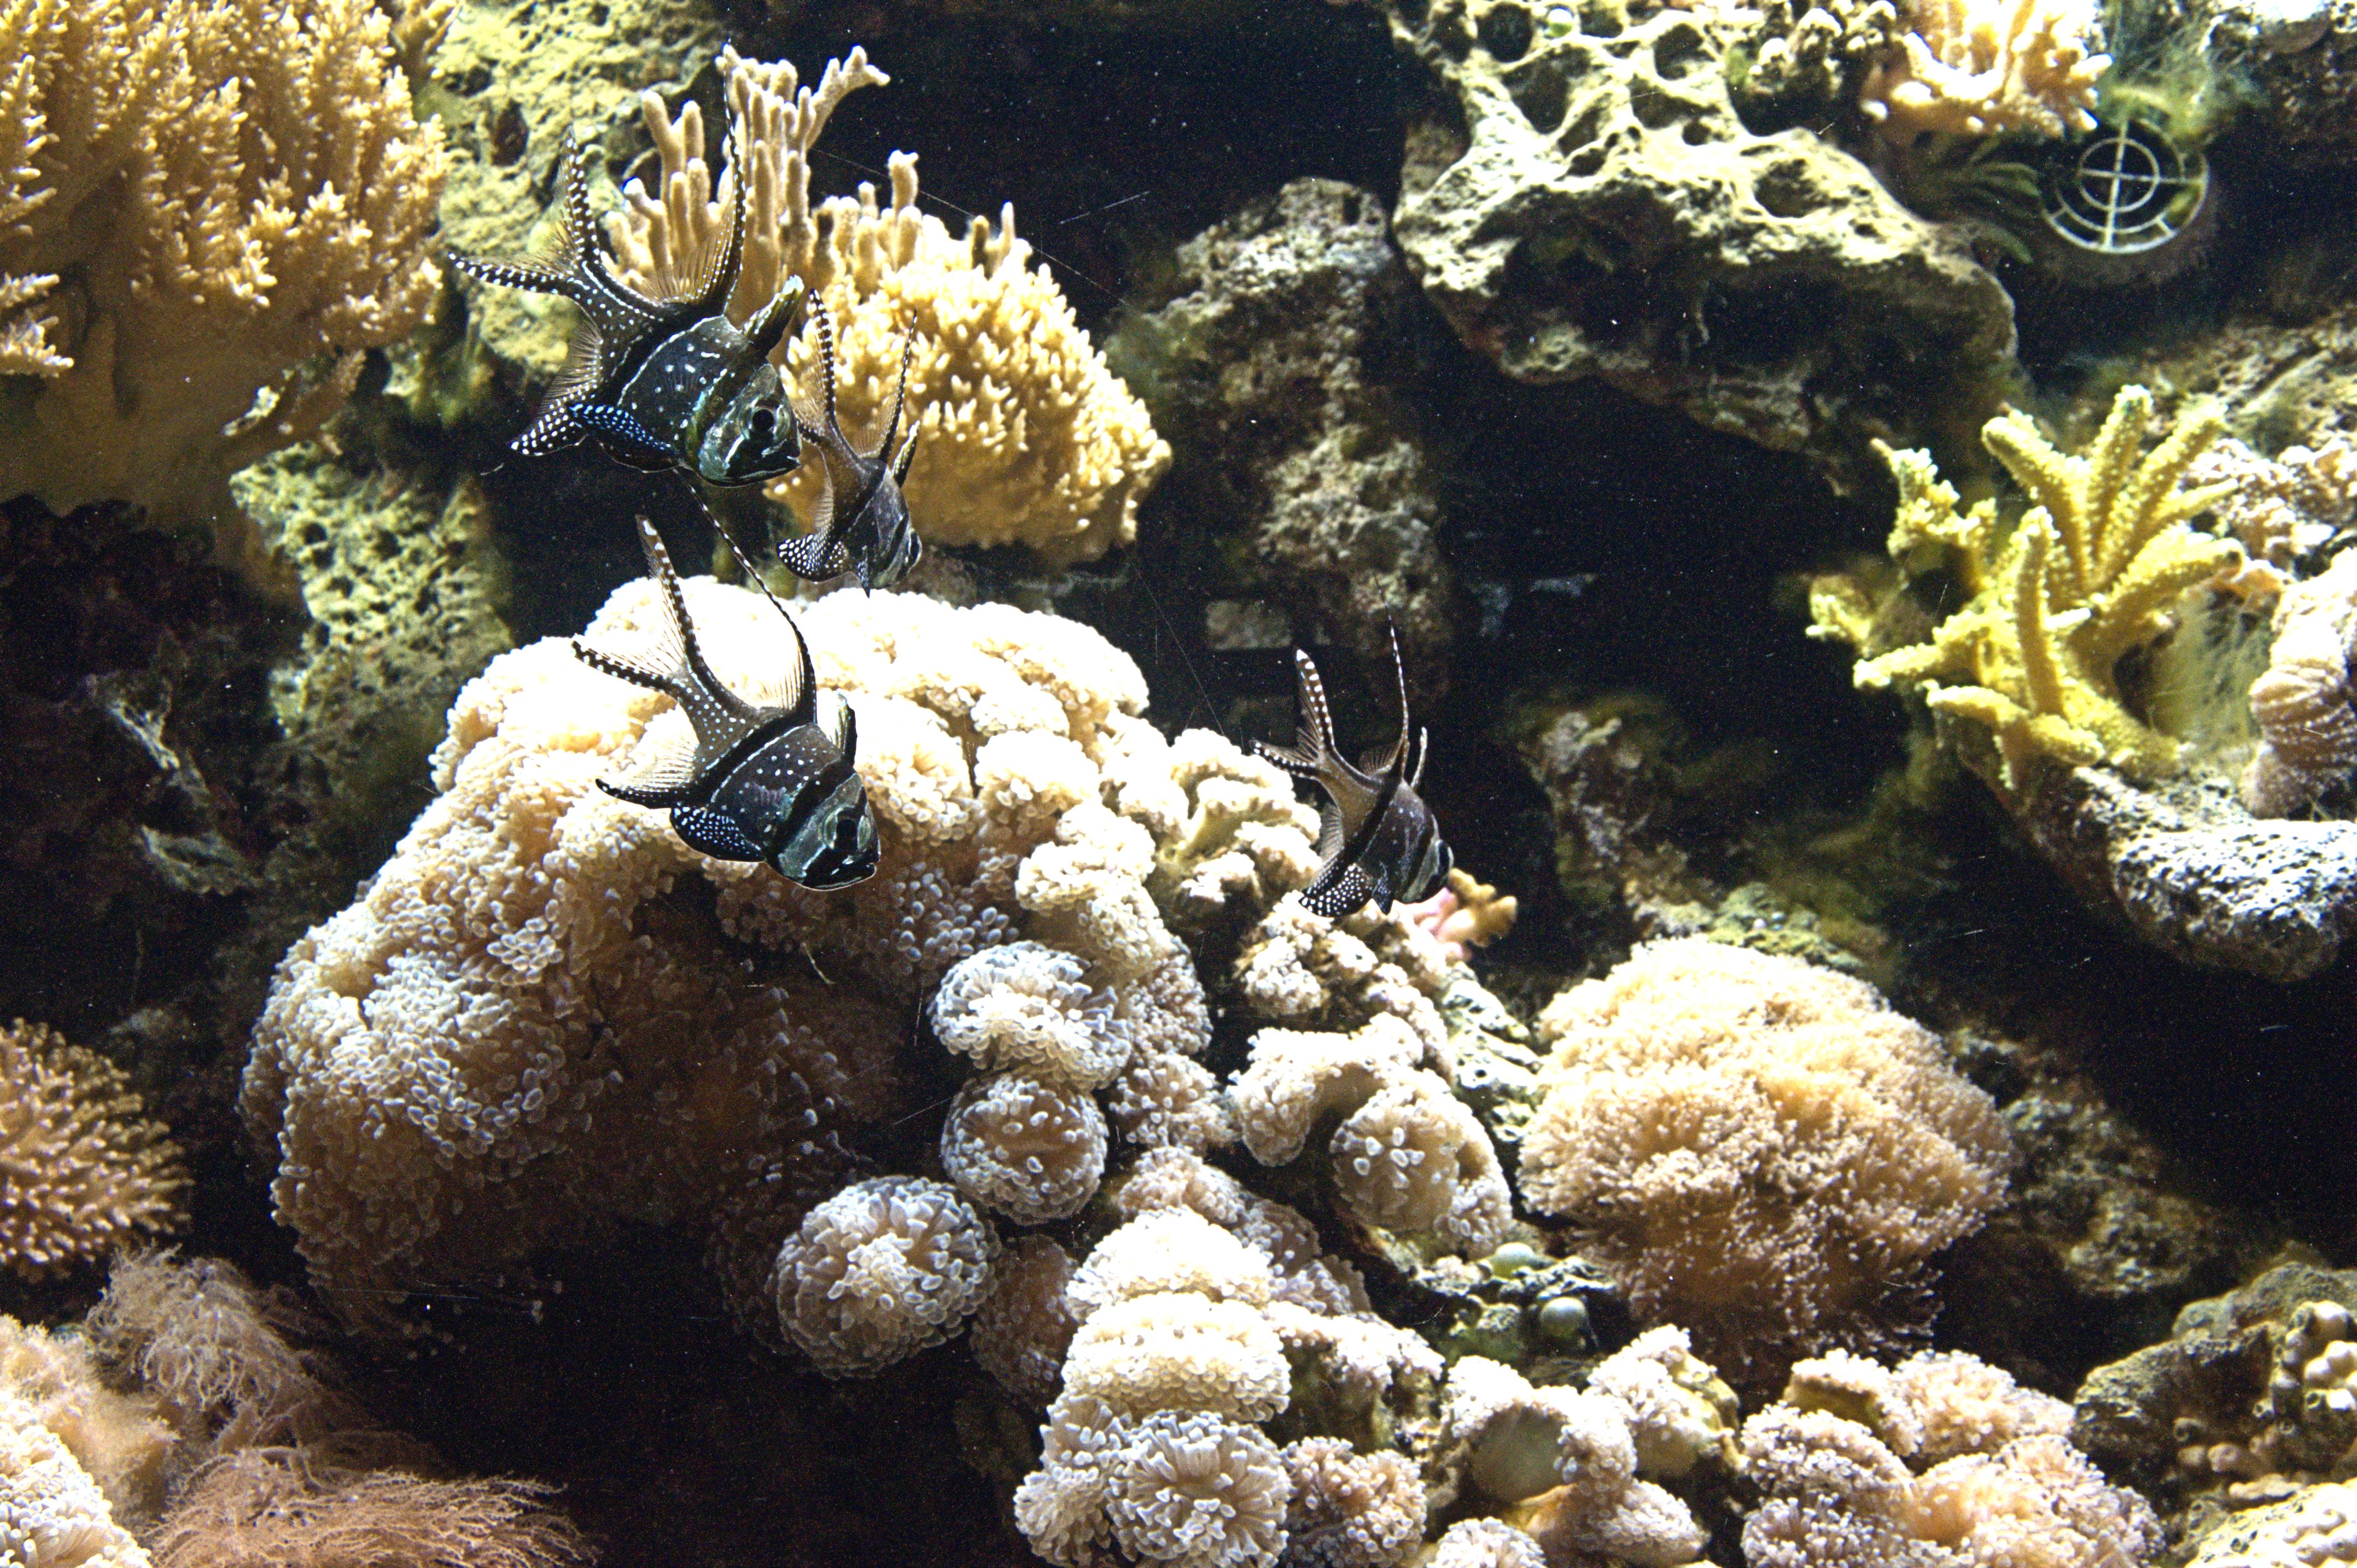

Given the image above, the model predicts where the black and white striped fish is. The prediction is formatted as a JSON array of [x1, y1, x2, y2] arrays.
[[775, 298, 921, 592], [574, 517, 878, 890], [446, 133, 806, 488], [1257, 628, 1452, 920]]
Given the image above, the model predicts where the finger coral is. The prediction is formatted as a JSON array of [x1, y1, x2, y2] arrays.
[[0, 0, 447, 525], [1859, 0, 2111, 140], [2244, 552, 2357, 817], [1, 1022, 185, 1279], [603, 49, 1169, 567], [770, 1175, 1000, 1377], [243, 571, 1277, 1337], [1811, 386, 2242, 789], [1518, 940, 2010, 1390]]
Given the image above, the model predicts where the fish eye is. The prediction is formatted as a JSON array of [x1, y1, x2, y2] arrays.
[[749, 405, 776, 439]]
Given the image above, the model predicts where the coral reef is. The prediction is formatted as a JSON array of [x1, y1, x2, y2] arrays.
[[1013, 1150, 1443, 1568], [1107, 178, 1454, 678], [1377, 0, 2015, 472], [1811, 385, 2242, 790], [0, 1022, 185, 1278], [1857, 0, 2111, 140], [1731, 0, 1902, 118], [1519, 940, 2010, 1390], [771, 1175, 1000, 1376], [602, 51, 1170, 567], [1743, 1348, 2160, 1566], [2245, 552, 2357, 817], [0, 0, 446, 528]]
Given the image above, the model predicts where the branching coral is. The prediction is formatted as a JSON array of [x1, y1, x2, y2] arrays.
[[2244, 552, 2357, 817], [1398, 870, 1516, 966], [1811, 386, 2242, 789], [1, 1022, 185, 1279], [770, 1175, 999, 1376], [602, 48, 1169, 567], [1858, 0, 2111, 139], [1742, 1349, 2160, 1567], [1519, 940, 2010, 1390], [0, 0, 447, 522]]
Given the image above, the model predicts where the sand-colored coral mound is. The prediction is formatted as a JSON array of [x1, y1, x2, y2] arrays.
[[1519, 940, 2010, 1389], [0, 0, 447, 523], [0, 1022, 185, 1279], [243, 572, 1323, 1340], [603, 49, 1169, 567]]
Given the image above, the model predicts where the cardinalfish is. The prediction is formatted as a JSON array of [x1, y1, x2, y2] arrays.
[[774, 297, 923, 592], [1258, 628, 1454, 920], [573, 517, 878, 890], [445, 132, 805, 488]]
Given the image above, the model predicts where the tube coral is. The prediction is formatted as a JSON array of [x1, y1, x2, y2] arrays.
[[0, 0, 447, 524], [0, 1022, 185, 1279]]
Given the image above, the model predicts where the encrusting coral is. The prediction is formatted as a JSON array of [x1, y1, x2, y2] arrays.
[[600, 48, 1170, 567], [1518, 940, 2010, 1391], [1742, 1348, 2161, 1567], [0, 1022, 186, 1279], [0, 0, 447, 528], [1858, 0, 2111, 140], [1811, 385, 2242, 790], [2244, 552, 2357, 817]]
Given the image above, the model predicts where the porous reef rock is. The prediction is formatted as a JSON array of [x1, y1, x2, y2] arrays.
[[242, 569, 1412, 1364], [1110, 178, 1454, 680], [1375, 0, 2016, 477], [2203, 0, 2357, 167], [2073, 1257, 2357, 1507]]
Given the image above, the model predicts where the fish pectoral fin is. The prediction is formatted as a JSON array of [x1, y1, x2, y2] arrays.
[[1315, 797, 1347, 864], [1300, 863, 1376, 921], [778, 525, 851, 583], [668, 804, 767, 863]]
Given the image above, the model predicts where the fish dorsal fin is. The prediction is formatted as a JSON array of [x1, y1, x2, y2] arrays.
[[708, 515, 815, 722], [792, 296, 842, 440], [681, 122, 747, 315], [552, 132, 670, 347], [1380, 622, 1413, 777], [596, 518, 768, 782]]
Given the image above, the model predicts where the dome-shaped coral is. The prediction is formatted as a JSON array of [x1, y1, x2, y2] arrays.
[[769, 1176, 999, 1376], [1, 1022, 185, 1279], [972, 1236, 1080, 1409], [940, 1073, 1107, 1224], [933, 943, 1128, 1091], [1064, 1295, 1290, 1423], [1520, 940, 2010, 1389], [1105, 1410, 1291, 1568]]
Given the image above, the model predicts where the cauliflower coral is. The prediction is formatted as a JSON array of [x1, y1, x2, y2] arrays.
[[1517, 940, 2010, 1390]]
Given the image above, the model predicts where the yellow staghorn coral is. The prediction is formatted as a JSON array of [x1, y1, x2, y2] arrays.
[[0, 0, 446, 528], [1859, 0, 2110, 139], [1811, 385, 2242, 789], [603, 49, 1170, 567], [0, 1022, 186, 1280]]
